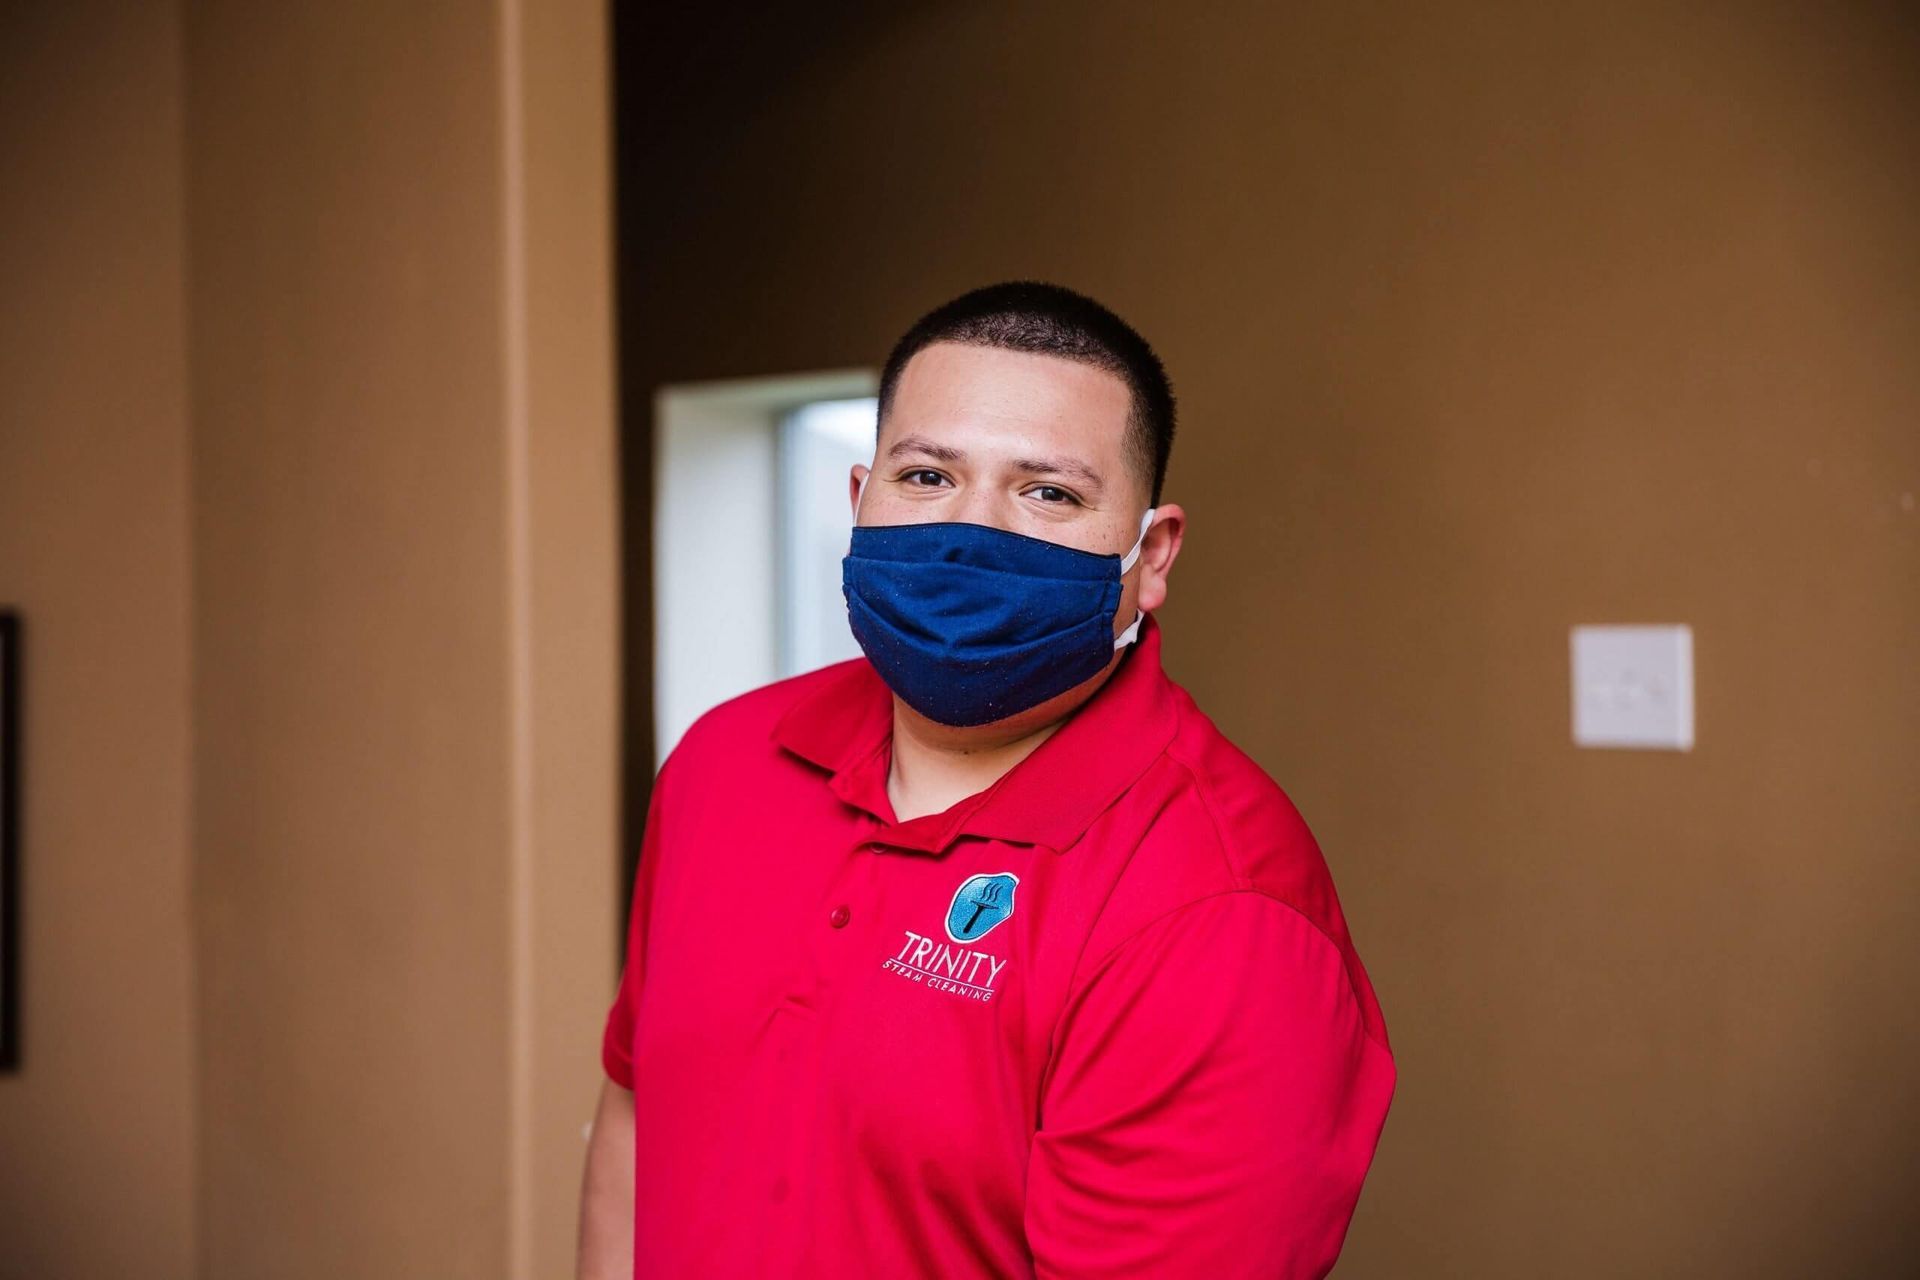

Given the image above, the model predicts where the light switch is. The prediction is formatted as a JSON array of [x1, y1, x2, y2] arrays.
[[1570, 625, 1694, 751]]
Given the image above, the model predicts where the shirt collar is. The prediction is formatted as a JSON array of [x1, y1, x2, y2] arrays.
[[771, 615, 1180, 854]]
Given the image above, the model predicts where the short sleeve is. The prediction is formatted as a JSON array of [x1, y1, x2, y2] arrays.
[[1025, 891, 1396, 1279], [599, 755, 677, 1091]]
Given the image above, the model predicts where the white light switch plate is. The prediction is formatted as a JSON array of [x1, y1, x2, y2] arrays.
[[1570, 625, 1694, 750]]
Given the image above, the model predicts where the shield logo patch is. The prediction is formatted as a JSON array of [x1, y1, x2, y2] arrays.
[[945, 872, 1019, 944]]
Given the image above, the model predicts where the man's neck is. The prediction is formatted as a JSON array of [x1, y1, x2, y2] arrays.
[[883, 653, 1128, 823], [885, 706, 1064, 824]]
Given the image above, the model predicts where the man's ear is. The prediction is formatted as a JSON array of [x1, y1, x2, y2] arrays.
[[849, 464, 870, 522], [1135, 503, 1186, 614]]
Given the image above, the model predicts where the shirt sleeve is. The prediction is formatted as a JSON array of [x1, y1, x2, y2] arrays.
[[599, 754, 677, 1091], [1025, 890, 1396, 1279]]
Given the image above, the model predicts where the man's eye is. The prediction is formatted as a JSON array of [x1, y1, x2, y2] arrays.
[[903, 469, 951, 488], [1027, 485, 1076, 504]]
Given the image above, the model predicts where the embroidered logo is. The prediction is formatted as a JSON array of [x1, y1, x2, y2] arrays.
[[880, 871, 1019, 1003], [945, 872, 1018, 943]]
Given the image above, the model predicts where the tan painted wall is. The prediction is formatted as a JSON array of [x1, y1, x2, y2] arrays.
[[509, 0, 622, 1270], [184, 0, 515, 1268], [0, 3, 198, 1277], [1, 1, 616, 1277], [616, 3, 1920, 1275], [184, 1, 616, 1276]]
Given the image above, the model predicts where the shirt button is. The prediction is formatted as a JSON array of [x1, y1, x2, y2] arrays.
[[828, 904, 851, 929]]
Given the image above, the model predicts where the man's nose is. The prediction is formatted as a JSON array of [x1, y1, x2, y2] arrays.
[[950, 489, 1015, 529]]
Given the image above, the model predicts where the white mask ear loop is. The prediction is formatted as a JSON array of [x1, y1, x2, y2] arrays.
[[1118, 507, 1155, 575], [1114, 507, 1156, 649]]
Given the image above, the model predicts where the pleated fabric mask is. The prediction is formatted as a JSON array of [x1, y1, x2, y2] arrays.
[[841, 507, 1153, 727]]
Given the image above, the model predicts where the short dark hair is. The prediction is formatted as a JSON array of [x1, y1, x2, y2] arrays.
[[876, 281, 1177, 505]]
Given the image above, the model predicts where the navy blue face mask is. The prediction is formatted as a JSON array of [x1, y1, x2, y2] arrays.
[[841, 491, 1155, 727]]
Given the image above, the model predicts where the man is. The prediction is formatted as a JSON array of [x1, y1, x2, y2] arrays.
[[577, 282, 1396, 1278]]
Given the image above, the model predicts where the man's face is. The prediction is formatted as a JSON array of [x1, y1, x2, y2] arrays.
[[854, 341, 1150, 555], [848, 338, 1185, 731]]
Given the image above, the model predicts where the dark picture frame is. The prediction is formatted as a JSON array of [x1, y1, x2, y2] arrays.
[[1, 611, 18, 1070]]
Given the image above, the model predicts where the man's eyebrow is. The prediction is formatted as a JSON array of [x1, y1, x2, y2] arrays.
[[885, 435, 966, 463], [884, 435, 1106, 492]]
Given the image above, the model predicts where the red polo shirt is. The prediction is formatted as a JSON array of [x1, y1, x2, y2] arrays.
[[601, 616, 1395, 1278]]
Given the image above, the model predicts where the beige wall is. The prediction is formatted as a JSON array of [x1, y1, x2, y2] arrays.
[[1, 1, 617, 1277], [185, 0, 515, 1272], [185, 1, 616, 1276], [0, 3, 198, 1277], [617, 3, 1919, 1275]]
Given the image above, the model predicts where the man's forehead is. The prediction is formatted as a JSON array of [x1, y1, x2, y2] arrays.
[[881, 342, 1133, 450], [890, 343, 1128, 412]]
